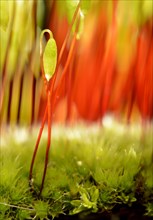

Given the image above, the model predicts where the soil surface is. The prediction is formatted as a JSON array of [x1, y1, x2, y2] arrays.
[[55, 213, 152, 220], [55, 205, 152, 220]]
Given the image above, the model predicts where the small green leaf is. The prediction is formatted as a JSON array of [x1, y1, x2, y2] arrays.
[[43, 37, 57, 81], [91, 188, 99, 202], [70, 206, 86, 215], [71, 200, 81, 207]]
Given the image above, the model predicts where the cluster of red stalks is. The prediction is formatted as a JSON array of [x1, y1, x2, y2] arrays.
[[37, 2, 153, 124], [29, 1, 152, 194]]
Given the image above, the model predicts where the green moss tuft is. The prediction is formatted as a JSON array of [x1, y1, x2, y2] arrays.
[[0, 125, 153, 219]]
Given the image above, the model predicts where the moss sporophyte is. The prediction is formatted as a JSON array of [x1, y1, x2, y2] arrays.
[[29, 29, 57, 195], [29, 2, 81, 195]]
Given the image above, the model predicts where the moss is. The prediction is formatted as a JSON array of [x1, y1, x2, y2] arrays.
[[0, 124, 153, 219]]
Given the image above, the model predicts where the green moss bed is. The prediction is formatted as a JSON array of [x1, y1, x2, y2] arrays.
[[0, 123, 153, 219]]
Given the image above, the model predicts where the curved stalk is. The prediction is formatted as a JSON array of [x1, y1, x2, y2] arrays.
[[29, 105, 48, 186]]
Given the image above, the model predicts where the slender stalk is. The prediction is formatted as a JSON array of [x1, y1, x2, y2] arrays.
[[39, 91, 51, 195], [57, 1, 80, 63], [32, 0, 37, 40], [17, 73, 24, 125], [31, 76, 36, 125], [29, 106, 47, 184], [30, 0, 37, 125], [53, 28, 78, 103], [0, 2, 16, 113], [0, 202, 34, 211], [66, 60, 73, 122], [7, 79, 13, 124]]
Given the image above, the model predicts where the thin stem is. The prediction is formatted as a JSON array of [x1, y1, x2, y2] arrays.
[[127, 72, 135, 123], [32, 0, 37, 40], [38, 71, 57, 194], [7, 79, 13, 124], [30, 0, 37, 126], [53, 26, 78, 112], [0, 2, 16, 113], [0, 202, 34, 212], [31, 75, 36, 125], [29, 105, 47, 183], [57, 1, 80, 64], [66, 52, 73, 122], [39, 91, 52, 195], [56, 9, 80, 88], [17, 73, 24, 125]]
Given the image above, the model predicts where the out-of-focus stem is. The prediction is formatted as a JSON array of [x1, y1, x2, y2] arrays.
[[0, 2, 16, 116]]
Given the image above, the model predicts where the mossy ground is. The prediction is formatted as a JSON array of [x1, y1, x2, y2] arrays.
[[0, 123, 153, 219]]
